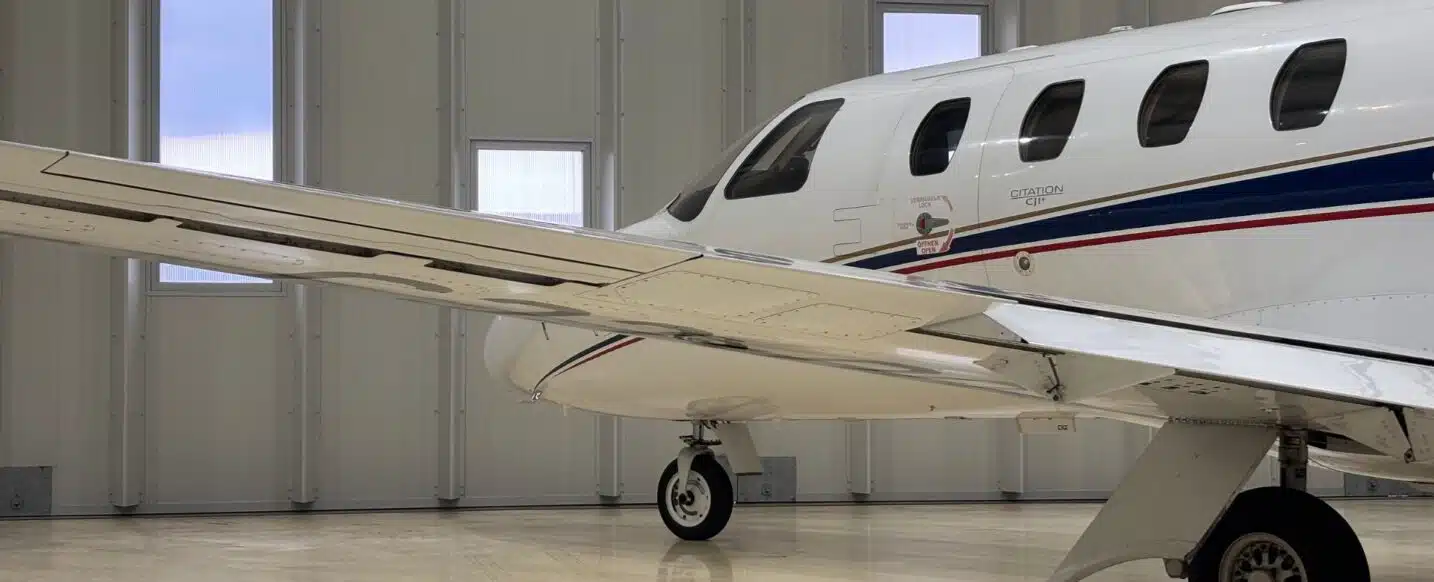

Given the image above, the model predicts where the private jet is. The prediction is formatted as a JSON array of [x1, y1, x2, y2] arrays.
[[0, 0, 1427, 580]]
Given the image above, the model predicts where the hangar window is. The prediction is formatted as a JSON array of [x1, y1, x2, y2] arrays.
[[1271, 39, 1346, 131], [472, 141, 590, 227], [724, 99, 844, 200], [1138, 60, 1209, 148], [910, 98, 971, 176], [1019, 80, 1084, 163], [154, 0, 278, 290], [876, 4, 985, 73]]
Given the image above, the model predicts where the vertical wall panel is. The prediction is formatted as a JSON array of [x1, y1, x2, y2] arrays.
[[146, 298, 287, 508], [465, 0, 598, 141], [316, 0, 444, 507], [320, 0, 442, 206], [618, 0, 726, 222], [0, 0, 119, 514], [870, 420, 1002, 500], [320, 290, 440, 506], [460, 0, 606, 506], [1022, 421, 1141, 498], [752, 0, 848, 119], [619, 418, 680, 500], [1149, 0, 1242, 24], [464, 335, 600, 505], [1021, 0, 1127, 44]]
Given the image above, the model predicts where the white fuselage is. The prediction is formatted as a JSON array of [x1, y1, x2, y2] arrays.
[[484, 0, 1434, 442]]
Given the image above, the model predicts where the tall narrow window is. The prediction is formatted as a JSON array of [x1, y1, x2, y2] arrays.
[[877, 4, 985, 73], [910, 98, 971, 176], [1138, 60, 1210, 148], [1270, 39, 1347, 131], [1019, 80, 1085, 163], [725, 99, 844, 200], [473, 141, 589, 228], [156, 0, 276, 287]]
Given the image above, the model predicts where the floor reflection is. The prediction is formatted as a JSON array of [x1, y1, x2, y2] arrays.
[[0, 500, 1428, 581]]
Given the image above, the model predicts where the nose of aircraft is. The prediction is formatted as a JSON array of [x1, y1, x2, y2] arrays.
[[481, 315, 540, 387]]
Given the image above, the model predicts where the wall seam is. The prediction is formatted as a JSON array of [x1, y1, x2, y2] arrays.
[[435, 0, 469, 503]]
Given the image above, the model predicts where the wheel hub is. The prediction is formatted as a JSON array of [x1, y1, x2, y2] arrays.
[[1220, 533, 1307, 582], [666, 471, 712, 527]]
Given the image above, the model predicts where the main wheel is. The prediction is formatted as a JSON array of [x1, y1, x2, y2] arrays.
[[657, 453, 734, 541], [1188, 486, 1369, 582]]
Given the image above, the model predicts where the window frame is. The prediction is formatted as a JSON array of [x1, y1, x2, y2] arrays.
[[147, 0, 284, 297], [1269, 38, 1347, 132], [1018, 79, 1085, 163], [1137, 60, 1210, 148], [468, 139, 595, 229], [722, 99, 845, 201], [872, 1, 991, 75]]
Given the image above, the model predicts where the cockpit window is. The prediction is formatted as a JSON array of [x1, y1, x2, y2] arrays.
[[664, 114, 773, 222], [724, 99, 845, 200]]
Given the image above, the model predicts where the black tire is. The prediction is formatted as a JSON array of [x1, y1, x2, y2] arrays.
[[657, 454, 734, 541], [1189, 486, 1369, 582]]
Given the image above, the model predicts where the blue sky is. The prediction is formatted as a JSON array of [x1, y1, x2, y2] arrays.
[[159, 0, 273, 137]]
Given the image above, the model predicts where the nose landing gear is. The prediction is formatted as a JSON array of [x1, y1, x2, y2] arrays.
[[657, 421, 738, 541]]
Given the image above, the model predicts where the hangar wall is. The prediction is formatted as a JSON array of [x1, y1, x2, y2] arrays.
[[0, 0, 1342, 516]]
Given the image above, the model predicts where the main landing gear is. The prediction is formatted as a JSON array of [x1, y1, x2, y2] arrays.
[[1182, 430, 1368, 582], [1049, 423, 1370, 582], [656, 421, 763, 541]]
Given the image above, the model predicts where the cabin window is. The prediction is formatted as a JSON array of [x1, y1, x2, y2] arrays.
[[725, 99, 844, 200], [910, 98, 971, 176], [1138, 60, 1209, 148], [1270, 39, 1346, 131], [1019, 80, 1085, 162]]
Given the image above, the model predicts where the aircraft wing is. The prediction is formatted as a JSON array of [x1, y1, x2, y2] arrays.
[[3, 139, 1434, 459]]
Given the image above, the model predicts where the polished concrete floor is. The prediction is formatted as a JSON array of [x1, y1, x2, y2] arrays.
[[0, 499, 1430, 581]]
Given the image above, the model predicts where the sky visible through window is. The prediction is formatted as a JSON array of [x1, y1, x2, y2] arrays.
[[158, 0, 274, 284], [883, 11, 983, 73]]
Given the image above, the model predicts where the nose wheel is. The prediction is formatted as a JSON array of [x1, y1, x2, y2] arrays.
[[658, 454, 733, 540], [657, 422, 736, 541]]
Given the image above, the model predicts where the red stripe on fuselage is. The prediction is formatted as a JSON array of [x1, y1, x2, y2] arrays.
[[896, 201, 1434, 274]]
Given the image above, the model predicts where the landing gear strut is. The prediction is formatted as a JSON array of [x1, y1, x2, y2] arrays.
[[657, 421, 735, 541], [1050, 422, 1371, 582], [1184, 429, 1369, 582]]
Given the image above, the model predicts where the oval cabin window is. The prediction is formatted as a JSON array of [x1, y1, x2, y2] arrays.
[[1138, 60, 1209, 148], [1019, 80, 1085, 163], [1270, 39, 1347, 131], [910, 98, 972, 176]]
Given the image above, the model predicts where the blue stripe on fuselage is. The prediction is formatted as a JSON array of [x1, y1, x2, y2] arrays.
[[848, 142, 1434, 271]]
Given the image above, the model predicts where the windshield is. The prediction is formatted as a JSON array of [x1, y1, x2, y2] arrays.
[[664, 114, 775, 222]]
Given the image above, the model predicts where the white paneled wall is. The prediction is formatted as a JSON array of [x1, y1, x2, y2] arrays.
[[146, 298, 289, 509], [0, 0, 121, 514], [0, 0, 1350, 517]]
